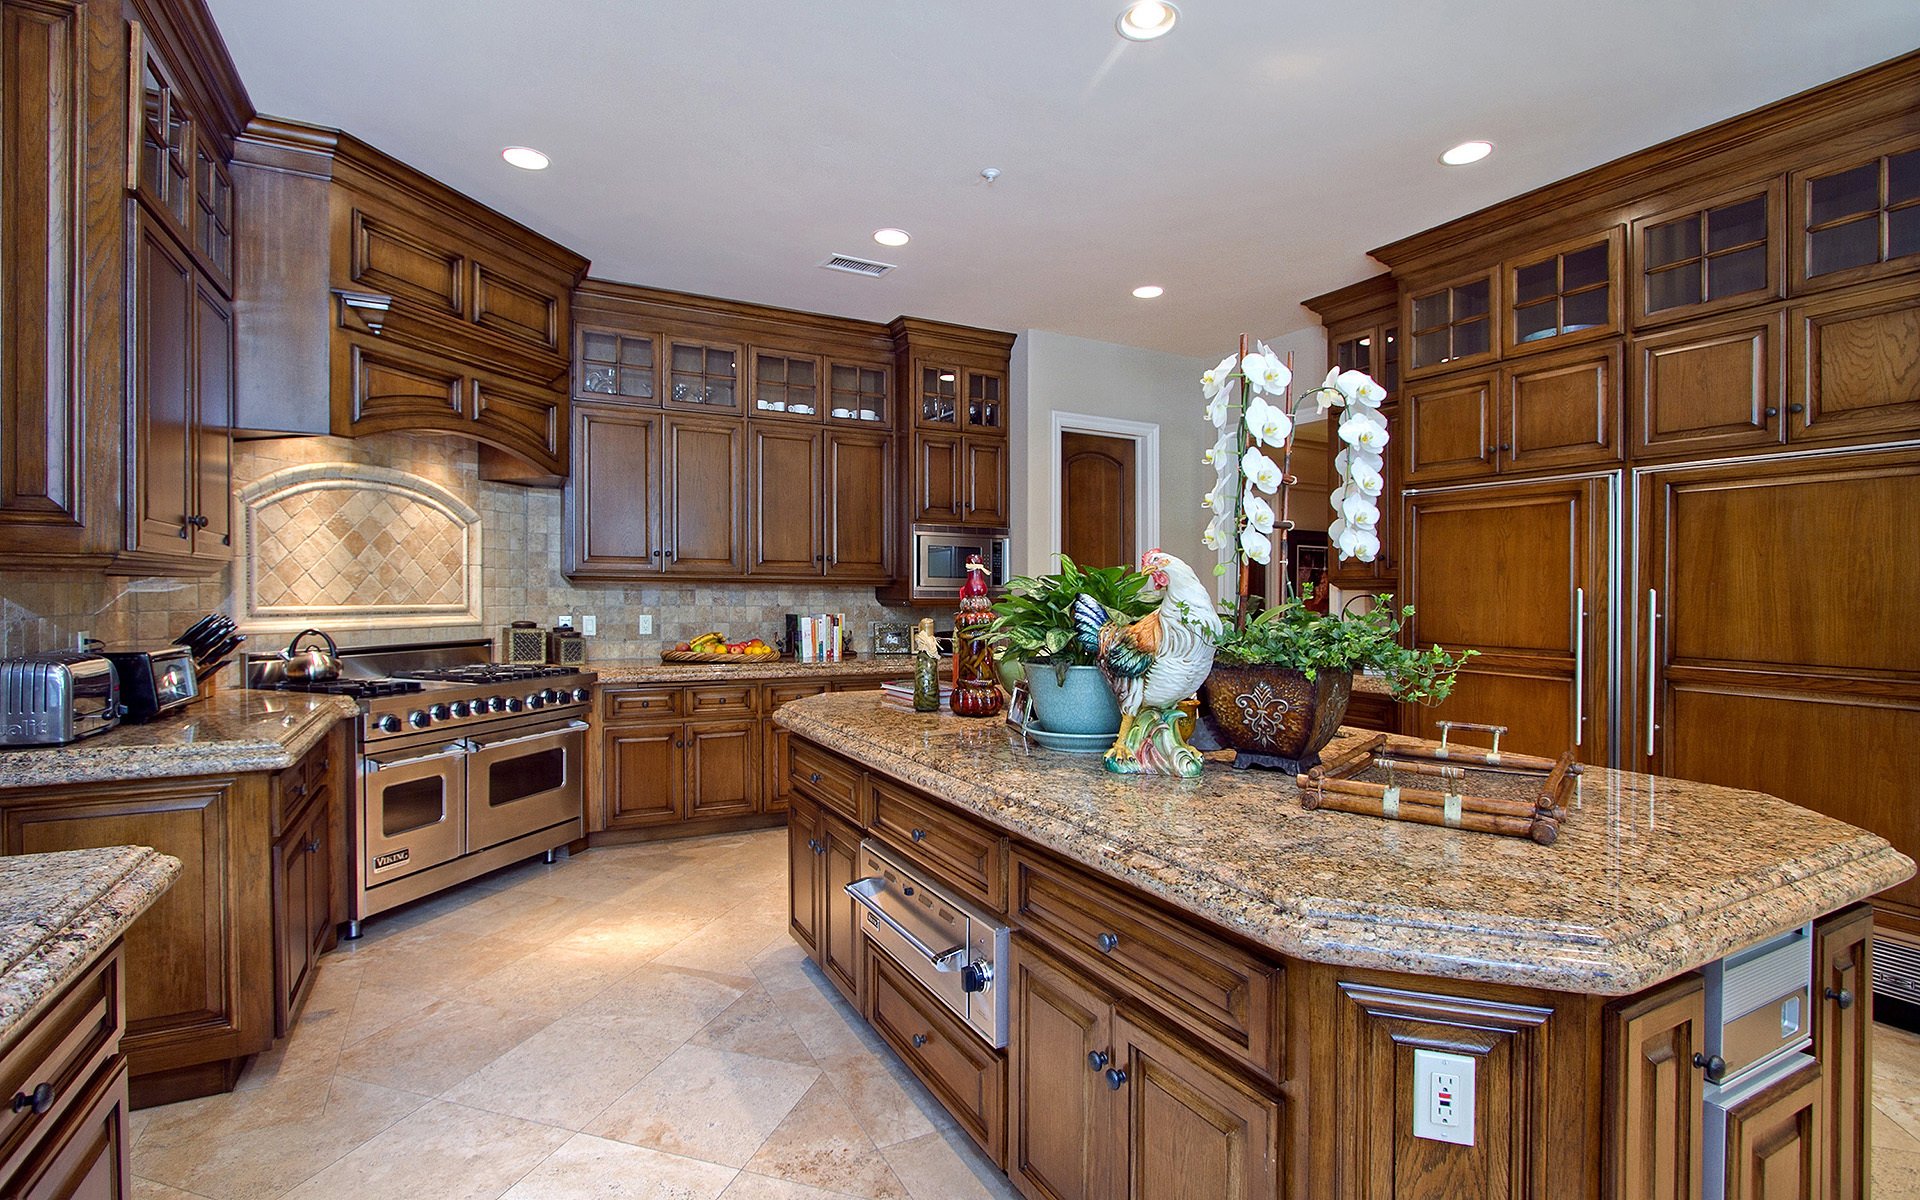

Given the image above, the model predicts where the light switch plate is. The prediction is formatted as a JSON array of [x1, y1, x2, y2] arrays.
[[1412, 1048, 1476, 1146], [581, 615, 597, 636], [637, 615, 653, 635]]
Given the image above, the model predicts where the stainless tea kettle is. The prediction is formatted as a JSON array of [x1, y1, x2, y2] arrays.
[[281, 629, 343, 682]]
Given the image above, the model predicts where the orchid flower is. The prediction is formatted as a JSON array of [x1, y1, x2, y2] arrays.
[[1333, 446, 1383, 477], [1337, 369, 1386, 408], [1203, 428, 1236, 469], [1202, 513, 1234, 551], [1203, 378, 1237, 429], [1203, 475, 1237, 514], [1239, 526, 1273, 565], [1346, 457, 1385, 498], [1243, 489, 1275, 534], [1241, 352, 1292, 397], [1201, 354, 1238, 400], [1339, 412, 1390, 456], [1244, 395, 1293, 448], [1331, 485, 1378, 527], [1241, 446, 1283, 493], [1329, 518, 1381, 563], [1314, 368, 1349, 415]]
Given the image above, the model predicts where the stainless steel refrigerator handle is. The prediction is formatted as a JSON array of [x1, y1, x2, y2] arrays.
[[364, 743, 470, 773], [467, 719, 589, 752], [1573, 587, 1586, 748], [1646, 589, 1660, 758], [844, 876, 966, 971]]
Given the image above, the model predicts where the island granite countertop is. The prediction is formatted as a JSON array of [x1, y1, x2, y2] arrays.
[[0, 690, 356, 790], [0, 846, 180, 1046], [775, 692, 1913, 995]]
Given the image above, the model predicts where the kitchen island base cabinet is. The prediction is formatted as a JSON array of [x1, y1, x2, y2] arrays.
[[0, 948, 131, 1200], [785, 792, 863, 1008]]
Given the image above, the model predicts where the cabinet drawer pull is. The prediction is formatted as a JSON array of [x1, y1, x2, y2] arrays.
[[910, 828, 927, 843], [809, 772, 822, 784], [1765, 406, 1779, 417], [1088, 1049, 1110, 1071], [1788, 402, 1805, 414], [1105, 1067, 1128, 1091], [1692, 1052, 1726, 1081], [305, 839, 322, 855], [1825, 986, 1854, 1009], [10, 1083, 54, 1115], [1497, 442, 1512, 453], [1096, 932, 1119, 953], [186, 514, 209, 528], [911, 1033, 928, 1048]]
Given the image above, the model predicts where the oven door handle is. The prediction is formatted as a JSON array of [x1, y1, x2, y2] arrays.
[[466, 719, 589, 753], [844, 876, 966, 971], [364, 743, 471, 773]]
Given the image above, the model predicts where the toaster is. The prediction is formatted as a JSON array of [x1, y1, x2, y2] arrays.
[[105, 646, 199, 724], [0, 653, 120, 746]]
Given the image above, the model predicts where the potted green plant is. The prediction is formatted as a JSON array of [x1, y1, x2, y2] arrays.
[[1192, 336, 1473, 769], [986, 555, 1155, 735]]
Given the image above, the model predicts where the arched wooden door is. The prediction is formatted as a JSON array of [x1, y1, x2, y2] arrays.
[[1060, 432, 1136, 567]]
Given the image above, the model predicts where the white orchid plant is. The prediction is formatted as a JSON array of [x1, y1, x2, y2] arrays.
[[1200, 338, 1389, 627]]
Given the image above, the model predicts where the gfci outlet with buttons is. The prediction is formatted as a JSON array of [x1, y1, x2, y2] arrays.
[[1412, 1048, 1476, 1146]]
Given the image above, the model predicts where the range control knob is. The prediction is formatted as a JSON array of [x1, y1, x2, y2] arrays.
[[407, 710, 431, 729], [488, 696, 507, 713], [429, 703, 451, 721], [503, 696, 524, 713], [571, 687, 590, 703], [371, 714, 401, 734], [961, 961, 993, 993], [526, 691, 546, 709], [448, 700, 470, 718]]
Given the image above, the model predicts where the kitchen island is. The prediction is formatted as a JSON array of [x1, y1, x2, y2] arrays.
[[775, 691, 1913, 1200]]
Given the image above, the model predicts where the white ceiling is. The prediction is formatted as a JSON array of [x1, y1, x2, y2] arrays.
[[208, 1, 1920, 357]]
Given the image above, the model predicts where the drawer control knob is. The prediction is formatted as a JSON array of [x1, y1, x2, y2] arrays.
[[961, 961, 993, 992], [911, 1033, 928, 1048], [1105, 1067, 1128, 1091], [1692, 1052, 1726, 1081], [11, 1083, 54, 1115], [1088, 1050, 1110, 1072], [372, 714, 401, 733], [1825, 986, 1854, 1010], [910, 828, 927, 842], [1096, 932, 1120, 954]]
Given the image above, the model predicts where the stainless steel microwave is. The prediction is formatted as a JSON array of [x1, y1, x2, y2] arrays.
[[912, 526, 1011, 597]]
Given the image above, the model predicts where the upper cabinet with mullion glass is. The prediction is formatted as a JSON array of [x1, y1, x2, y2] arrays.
[[915, 362, 961, 428], [1502, 227, 1623, 355], [1403, 271, 1497, 378], [575, 327, 658, 404], [665, 339, 741, 412], [1632, 183, 1783, 327], [827, 361, 889, 425], [1791, 137, 1920, 292], [130, 27, 194, 242], [192, 145, 234, 293], [750, 350, 823, 420], [964, 369, 1005, 431]]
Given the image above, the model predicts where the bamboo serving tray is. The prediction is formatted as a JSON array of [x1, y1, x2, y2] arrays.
[[659, 649, 782, 663], [1297, 722, 1580, 845]]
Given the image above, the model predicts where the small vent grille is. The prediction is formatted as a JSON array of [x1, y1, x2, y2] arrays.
[[820, 254, 896, 278], [1876, 935, 1920, 1004]]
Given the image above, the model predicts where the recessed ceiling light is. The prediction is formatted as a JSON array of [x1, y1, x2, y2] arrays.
[[1116, 1, 1179, 41], [501, 146, 551, 171], [1132, 285, 1164, 299], [872, 228, 911, 247], [1440, 140, 1493, 166]]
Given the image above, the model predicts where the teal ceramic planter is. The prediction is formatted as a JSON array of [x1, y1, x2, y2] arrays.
[[1024, 663, 1122, 735]]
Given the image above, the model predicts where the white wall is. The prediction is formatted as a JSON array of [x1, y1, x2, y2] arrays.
[[1010, 330, 1217, 578]]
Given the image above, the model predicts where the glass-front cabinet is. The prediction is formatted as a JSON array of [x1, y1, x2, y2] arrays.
[[1792, 139, 1920, 290], [1503, 228, 1621, 352], [1405, 273, 1496, 376], [916, 363, 1006, 432], [1632, 184, 1781, 325], [576, 328, 658, 403], [751, 351, 821, 418], [666, 339, 740, 411], [827, 362, 890, 424]]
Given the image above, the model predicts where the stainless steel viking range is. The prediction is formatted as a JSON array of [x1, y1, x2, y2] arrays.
[[248, 637, 594, 935]]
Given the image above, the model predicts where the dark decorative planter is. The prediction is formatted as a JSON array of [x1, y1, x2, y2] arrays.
[[1199, 664, 1353, 772]]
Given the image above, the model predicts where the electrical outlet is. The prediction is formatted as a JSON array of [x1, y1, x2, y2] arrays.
[[75, 630, 92, 650], [581, 615, 597, 637], [555, 614, 573, 630], [1412, 1049, 1476, 1146], [637, 615, 654, 636]]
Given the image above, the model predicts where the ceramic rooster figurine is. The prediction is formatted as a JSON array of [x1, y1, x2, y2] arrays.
[[1071, 549, 1221, 777]]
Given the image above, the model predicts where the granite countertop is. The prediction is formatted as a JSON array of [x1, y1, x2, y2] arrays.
[[592, 656, 928, 685], [776, 693, 1914, 995], [0, 846, 180, 1047], [0, 690, 356, 790]]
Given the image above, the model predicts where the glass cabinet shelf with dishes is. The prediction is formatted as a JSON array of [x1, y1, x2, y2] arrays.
[[1632, 184, 1782, 326], [667, 339, 740, 411], [749, 353, 891, 424], [915, 363, 1006, 431], [752, 350, 821, 417], [1405, 272, 1497, 377], [576, 328, 659, 403], [828, 361, 890, 424], [1502, 227, 1622, 353]]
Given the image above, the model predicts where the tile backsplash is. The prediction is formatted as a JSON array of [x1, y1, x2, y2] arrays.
[[0, 431, 910, 668]]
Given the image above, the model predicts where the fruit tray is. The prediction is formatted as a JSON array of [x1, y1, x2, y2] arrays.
[[660, 649, 782, 663]]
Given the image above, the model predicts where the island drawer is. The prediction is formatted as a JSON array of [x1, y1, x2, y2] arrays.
[[790, 742, 862, 823], [868, 778, 1007, 912], [603, 687, 683, 721], [866, 946, 1006, 1163], [687, 685, 758, 717], [1011, 850, 1283, 1083], [270, 735, 335, 838], [0, 945, 123, 1184]]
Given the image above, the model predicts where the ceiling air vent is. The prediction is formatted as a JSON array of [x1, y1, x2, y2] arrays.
[[820, 254, 896, 278]]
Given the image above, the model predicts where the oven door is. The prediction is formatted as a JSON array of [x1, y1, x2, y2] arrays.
[[362, 740, 469, 884], [465, 718, 586, 851]]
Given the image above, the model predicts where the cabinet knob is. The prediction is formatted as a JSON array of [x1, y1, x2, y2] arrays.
[[651, 550, 661, 558], [10, 1082, 54, 1115], [1789, 403, 1805, 414], [1088, 1049, 1110, 1071], [910, 828, 927, 842], [911, 1033, 928, 1048], [1105, 1067, 1128, 1091], [1497, 443, 1512, 453], [305, 839, 321, 855], [186, 514, 209, 528], [809, 772, 822, 784], [1692, 1052, 1726, 1081], [1096, 932, 1119, 954], [1765, 407, 1779, 418], [1825, 986, 1854, 1010]]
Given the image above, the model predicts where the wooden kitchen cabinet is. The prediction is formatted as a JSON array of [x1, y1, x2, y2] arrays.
[[0, 949, 131, 1200], [1403, 475, 1613, 762], [1789, 136, 1920, 293], [1631, 307, 1788, 459], [1010, 942, 1112, 1200], [964, 438, 1010, 526], [1402, 345, 1620, 485], [269, 735, 341, 1038], [787, 794, 823, 956], [748, 424, 823, 576], [662, 414, 744, 575], [1304, 276, 1401, 593], [763, 683, 831, 814], [825, 429, 892, 580], [1631, 183, 1783, 328], [914, 433, 965, 523], [1632, 448, 1920, 918], [785, 793, 863, 1007], [1812, 906, 1873, 1200], [867, 944, 1006, 1163], [1789, 275, 1920, 445], [603, 724, 684, 830], [1605, 974, 1706, 1200], [1719, 1061, 1824, 1200], [566, 403, 661, 578], [684, 720, 760, 820]]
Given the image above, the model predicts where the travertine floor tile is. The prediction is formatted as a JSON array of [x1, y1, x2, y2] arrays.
[[443, 1015, 680, 1131], [688, 988, 818, 1066], [572, 965, 757, 1043], [279, 1099, 570, 1200], [334, 998, 550, 1095], [810, 1049, 949, 1149], [498, 1133, 737, 1199], [880, 1129, 1021, 1200], [718, 1173, 864, 1200], [588, 1043, 820, 1168], [741, 1078, 908, 1199], [133, 1179, 214, 1200]]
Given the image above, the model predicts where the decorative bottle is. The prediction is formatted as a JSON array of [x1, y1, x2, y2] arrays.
[[912, 618, 941, 712], [951, 556, 1003, 718]]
